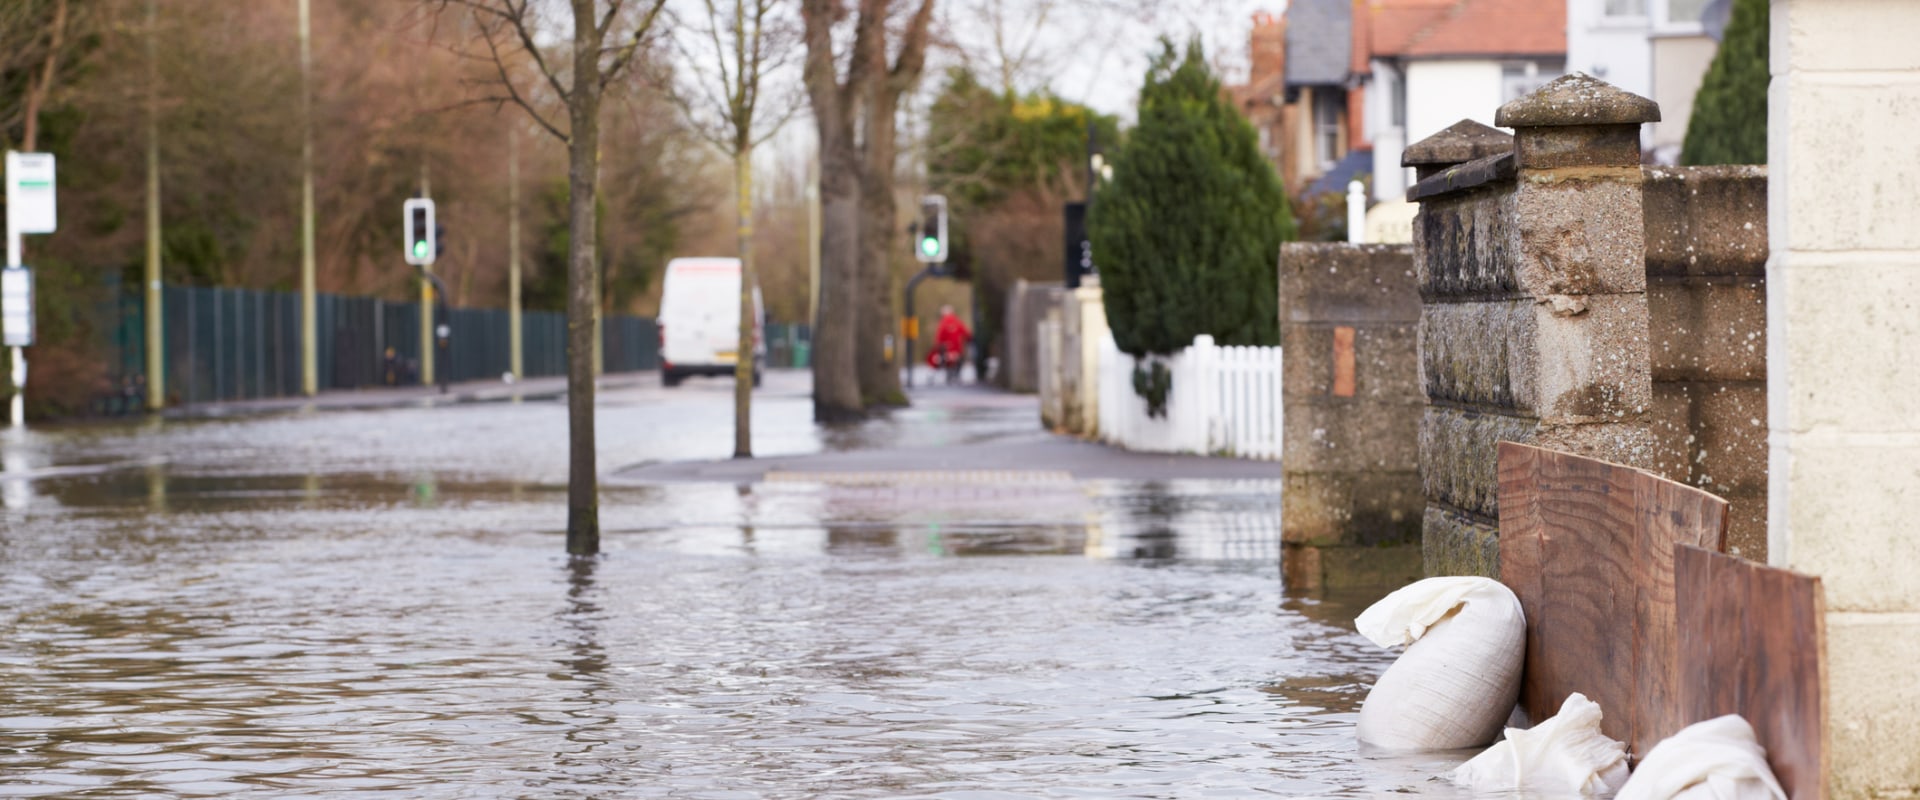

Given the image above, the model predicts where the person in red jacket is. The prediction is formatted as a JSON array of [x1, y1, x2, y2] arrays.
[[928, 305, 971, 384]]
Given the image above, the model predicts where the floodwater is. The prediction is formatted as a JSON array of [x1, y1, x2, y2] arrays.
[[1, 373, 1474, 797]]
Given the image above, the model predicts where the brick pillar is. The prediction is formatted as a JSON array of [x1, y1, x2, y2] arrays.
[[1411, 74, 1661, 577]]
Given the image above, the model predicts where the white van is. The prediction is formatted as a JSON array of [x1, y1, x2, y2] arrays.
[[657, 257, 764, 388]]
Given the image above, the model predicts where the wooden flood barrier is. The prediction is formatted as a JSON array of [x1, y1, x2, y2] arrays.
[[1676, 544, 1827, 800], [1498, 442, 1827, 795], [1497, 442, 1728, 758]]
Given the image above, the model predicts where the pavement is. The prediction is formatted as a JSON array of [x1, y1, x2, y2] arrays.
[[614, 381, 1281, 484]]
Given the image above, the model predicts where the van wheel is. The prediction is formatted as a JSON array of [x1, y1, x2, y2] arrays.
[[662, 368, 683, 387]]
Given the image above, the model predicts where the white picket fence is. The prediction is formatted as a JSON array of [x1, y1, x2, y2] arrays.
[[1095, 333, 1283, 460]]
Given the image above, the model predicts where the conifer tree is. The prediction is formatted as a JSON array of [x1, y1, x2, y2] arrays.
[[1681, 0, 1768, 165], [1089, 39, 1292, 357]]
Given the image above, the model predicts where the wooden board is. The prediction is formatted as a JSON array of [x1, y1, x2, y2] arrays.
[[1675, 544, 1827, 800], [1497, 442, 1728, 761]]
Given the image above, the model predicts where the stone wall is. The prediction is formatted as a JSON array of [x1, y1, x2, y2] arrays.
[[1643, 165, 1769, 559], [1003, 280, 1062, 393], [1409, 78, 1662, 578], [1407, 79, 1777, 577], [1278, 243, 1424, 590]]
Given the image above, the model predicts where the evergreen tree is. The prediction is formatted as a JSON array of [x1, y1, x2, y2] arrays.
[[1681, 0, 1769, 165], [1089, 39, 1292, 356]]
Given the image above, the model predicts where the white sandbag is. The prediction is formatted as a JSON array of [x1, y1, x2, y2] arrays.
[[1615, 715, 1787, 800], [1354, 577, 1525, 750], [1450, 692, 1630, 796]]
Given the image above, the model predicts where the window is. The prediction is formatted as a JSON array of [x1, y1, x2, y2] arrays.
[[1604, 0, 1647, 17], [1314, 90, 1344, 168], [1502, 62, 1562, 103], [1665, 0, 1709, 23]]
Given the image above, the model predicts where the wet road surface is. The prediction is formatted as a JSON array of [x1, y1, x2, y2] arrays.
[[0, 371, 1474, 797]]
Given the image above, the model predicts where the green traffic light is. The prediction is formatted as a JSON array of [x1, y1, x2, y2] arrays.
[[413, 240, 429, 259], [919, 237, 939, 257]]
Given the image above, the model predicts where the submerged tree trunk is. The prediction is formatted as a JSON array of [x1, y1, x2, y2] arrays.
[[564, 1, 606, 556], [732, 146, 755, 457]]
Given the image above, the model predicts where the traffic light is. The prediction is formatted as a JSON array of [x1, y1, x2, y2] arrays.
[[914, 194, 947, 264], [435, 222, 447, 260], [403, 197, 436, 266]]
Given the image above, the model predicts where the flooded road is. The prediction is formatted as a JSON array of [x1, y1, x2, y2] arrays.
[[1, 372, 1468, 797]]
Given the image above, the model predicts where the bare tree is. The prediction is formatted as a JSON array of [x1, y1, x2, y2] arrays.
[[0, 0, 74, 152], [667, 0, 801, 458], [435, 0, 669, 556]]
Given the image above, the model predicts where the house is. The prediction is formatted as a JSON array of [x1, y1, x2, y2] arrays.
[[1231, 0, 1567, 240], [1363, 0, 1567, 202], [1566, 0, 1726, 163]]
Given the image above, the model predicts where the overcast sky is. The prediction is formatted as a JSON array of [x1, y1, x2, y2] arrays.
[[932, 0, 1287, 118]]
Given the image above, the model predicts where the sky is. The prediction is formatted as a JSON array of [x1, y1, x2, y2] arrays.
[[933, 0, 1287, 118]]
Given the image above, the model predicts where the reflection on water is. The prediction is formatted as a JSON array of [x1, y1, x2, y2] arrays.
[[0, 398, 1467, 797]]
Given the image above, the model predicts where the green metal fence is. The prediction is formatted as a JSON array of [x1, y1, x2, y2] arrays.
[[94, 283, 810, 409], [117, 284, 662, 406]]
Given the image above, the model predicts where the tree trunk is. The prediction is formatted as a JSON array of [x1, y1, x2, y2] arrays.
[[856, 82, 904, 407], [732, 145, 755, 458], [853, 0, 935, 407], [564, 4, 605, 556], [801, 0, 873, 423]]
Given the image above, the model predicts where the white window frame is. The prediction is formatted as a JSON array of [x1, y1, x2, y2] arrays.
[[1650, 0, 1708, 35]]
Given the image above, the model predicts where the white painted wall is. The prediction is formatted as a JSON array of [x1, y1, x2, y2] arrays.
[[1406, 60, 1506, 144], [1771, 0, 1920, 794]]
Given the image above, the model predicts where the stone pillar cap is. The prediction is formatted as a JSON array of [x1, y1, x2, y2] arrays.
[[1403, 120, 1514, 168], [1494, 72, 1661, 128]]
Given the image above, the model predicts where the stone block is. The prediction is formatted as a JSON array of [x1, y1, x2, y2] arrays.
[[1420, 300, 1529, 411], [1278, 243, 1421, 324], [1285, 323, 1422, 404], [1724, 495, 1766, 563], [1413, 189, 1520, 300], [1513, 177, 1648, 296], [1420, 406, 1535, 518], [1283, 543, 1423, 592], [1284, 400, 1422, 475], [1779, 258, 1920, 433], [1780, 78, 1920, 253], [1642, 166, 1769, 279], [1825, 612, 1920, 799], [1282, 471, 1423, 547], [1648, 279, 1767, 382], [1782, 440, 1920, 613], [1525, 293, 1654, 424], [1648, 384, 1694, 485], [1531, 420, 1658, 472], [1514, 125, 1642, 171], [1778, 0, 1920, 74], [1423, 294, 1653, 421], [1422, 503, 1500, 578]]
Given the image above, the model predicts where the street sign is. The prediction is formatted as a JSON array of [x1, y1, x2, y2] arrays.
[[915, 195, 947, 264], [1, 267, 33, 347], [403, 198, 436, 266], [5, 151, 57, 235]]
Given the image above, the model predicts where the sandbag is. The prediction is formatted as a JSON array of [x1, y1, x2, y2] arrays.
[[1354, 576, 1525, 750], [1615, 715, 1787, 800], [1450, 692, 1630, 796]]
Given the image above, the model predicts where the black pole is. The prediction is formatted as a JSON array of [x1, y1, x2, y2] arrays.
[[902, 265, 937, 389]]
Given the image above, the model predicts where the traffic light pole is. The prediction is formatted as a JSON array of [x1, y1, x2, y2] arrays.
[[901, 264, 941, 389]]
